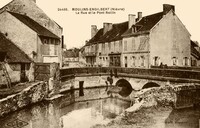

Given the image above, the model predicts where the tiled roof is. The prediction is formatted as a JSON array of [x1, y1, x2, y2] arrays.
[[98, 22, 128, 43], [86, 28, 103, 46], [8, 11, 60, 39], [87, 22, 128, 45], [191, 40, 199, 47], [122, 12, 164, 37], [0, 32, 32, 63], [87, 12, 163, 45]]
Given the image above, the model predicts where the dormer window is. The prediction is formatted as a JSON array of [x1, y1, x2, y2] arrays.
[[132, 26, 137, 33]]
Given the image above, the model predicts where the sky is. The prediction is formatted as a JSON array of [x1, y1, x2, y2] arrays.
[[0, 0, 200, 49]]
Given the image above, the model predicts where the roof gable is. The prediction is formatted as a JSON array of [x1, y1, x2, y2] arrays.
[[0, 32, 32, 63], [0, 0, 62, 36], [8, 11, 60, 39]]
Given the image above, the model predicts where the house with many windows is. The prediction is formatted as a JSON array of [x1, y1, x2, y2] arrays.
[[83, 4, 194, 68], [0, 11, 61, 64], [84, 22, 128, 67], [63, 48, 80, 67], [0, 0, 63, 65]]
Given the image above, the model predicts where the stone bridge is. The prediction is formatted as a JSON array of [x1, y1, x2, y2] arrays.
[[60, 67, 200, 87], [59, 67, 200, 98], [57, 67, 200, 109]]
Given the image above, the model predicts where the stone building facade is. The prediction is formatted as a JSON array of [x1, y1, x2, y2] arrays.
[[0, 11, 61, 64], [0, 0, 63, 65], [83, 4, 196, 68]]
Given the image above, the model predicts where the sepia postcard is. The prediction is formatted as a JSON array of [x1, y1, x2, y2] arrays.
[[0, 0, 200, 128]]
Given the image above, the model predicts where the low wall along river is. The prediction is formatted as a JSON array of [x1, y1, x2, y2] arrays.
[[0, 82, 48, 117], [0, 66, 200, 118]]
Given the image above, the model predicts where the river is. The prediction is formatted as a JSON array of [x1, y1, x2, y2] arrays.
[[0, 97, 200, 128], [0, 98, 130, 128]]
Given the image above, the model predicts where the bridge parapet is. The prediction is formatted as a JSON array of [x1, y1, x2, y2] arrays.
[[60, 67, 200, 82]]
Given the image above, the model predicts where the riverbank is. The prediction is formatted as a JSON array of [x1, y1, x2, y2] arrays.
[[92, 86, 174, 128], [93, 84, 200, 128], [93, 105, 173, 128], [93, 104, 200, 128], [0, 81, 48, 117]]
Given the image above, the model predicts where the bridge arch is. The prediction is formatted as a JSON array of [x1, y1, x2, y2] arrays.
[[142, 82, 160, 89], [115, 79, 133, 97]]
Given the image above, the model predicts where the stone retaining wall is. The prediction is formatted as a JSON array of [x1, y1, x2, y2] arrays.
[[0, 81, 48, 117], [126, 84, 200, 113]]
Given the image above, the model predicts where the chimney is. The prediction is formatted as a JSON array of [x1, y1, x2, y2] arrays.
[[138, 12, 142, 21], [163, 4, 175, 15], [91, 25, 98, 38], [103, 23, 112, 35], [128, 14, 136, 29], [61, 35, 64, 48]]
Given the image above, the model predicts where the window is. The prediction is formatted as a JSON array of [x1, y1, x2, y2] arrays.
[[54, 45, 58, 55], [191, 58, 197, 66], [91, 45, 94, 52], [116, 57, 120, 66], [124, 41, 127, 51], [49, 38, 52, 44], [108, 43, 111, 51], [95, 45, 98, 52], [50, 44, 55, 55], [183, 57, 189, 66], [43, 39, 48, 44], [172, 57, 178, 66], [119, 40, 122, 51], [110, 57, 113, 66], [132, 38, 136, 51], [132, 56, 136, 67], [124, 56, 128, 67], [41, 39, 50, 55], [153, 56, 160, 66], [140, 56, 145, 67], [102, 43, 105, 53]]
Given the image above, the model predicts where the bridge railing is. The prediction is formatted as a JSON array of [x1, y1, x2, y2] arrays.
[[60, 67, 200, 80]]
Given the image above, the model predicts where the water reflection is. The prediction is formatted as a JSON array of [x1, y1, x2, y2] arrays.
[[60, 98, 130, 128], [165, 108, 200, 128], [0, 98, 130, 128]]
